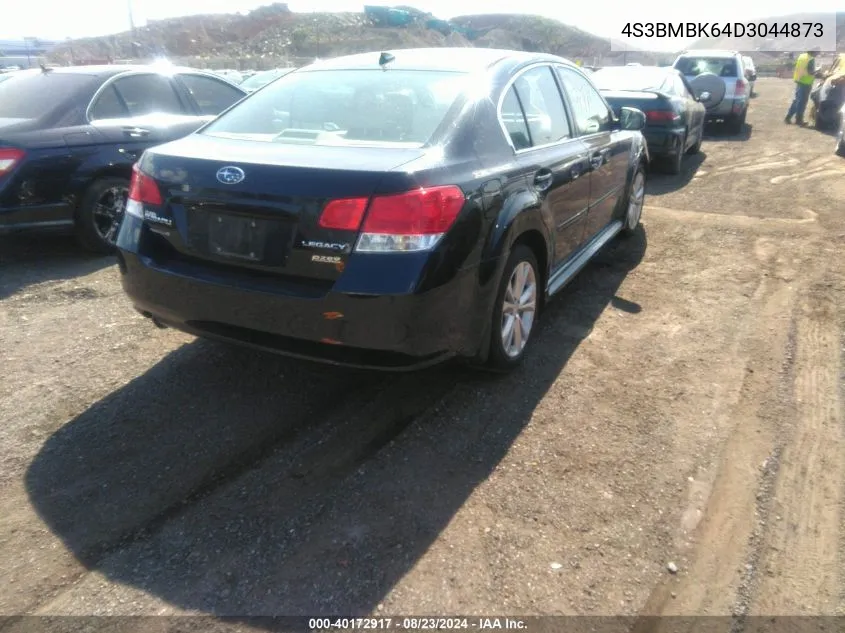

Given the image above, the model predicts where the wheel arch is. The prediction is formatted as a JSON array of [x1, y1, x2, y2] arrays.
[[71, 165, 133, 220], [511, 229, 549, 310], [471, 194, 553, 363]]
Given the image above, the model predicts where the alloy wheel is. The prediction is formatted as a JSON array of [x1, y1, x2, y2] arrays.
[[501, 261, 537, 358], [626, 171, 645, 230], [93, 185, 129, 245]]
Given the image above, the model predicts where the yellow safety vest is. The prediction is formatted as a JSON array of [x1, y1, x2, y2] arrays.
[[793, 53, 814, 85]]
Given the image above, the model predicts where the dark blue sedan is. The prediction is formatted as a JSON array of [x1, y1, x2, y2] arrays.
[[116, 47, 649, 372]]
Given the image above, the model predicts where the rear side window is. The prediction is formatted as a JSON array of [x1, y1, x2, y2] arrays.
[[89, 84, 129, 120], [500, 87, 531, 150], [179, 73, 244, 115], [0, 72, 96, 121], [675, 57, 739, 78], [201, 68, 467, 147], [111, 74, 185, 116], [510, 66, 571, 147]]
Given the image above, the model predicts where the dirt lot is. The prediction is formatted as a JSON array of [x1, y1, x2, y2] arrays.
[[0, 77, 843, 625]]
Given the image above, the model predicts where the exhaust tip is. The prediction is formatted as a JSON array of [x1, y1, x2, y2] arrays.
[[136, 308, 168, 329]]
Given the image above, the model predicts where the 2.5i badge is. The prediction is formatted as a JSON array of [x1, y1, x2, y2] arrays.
[[143, 210, 173, 227], [311, 254, 342, 264]]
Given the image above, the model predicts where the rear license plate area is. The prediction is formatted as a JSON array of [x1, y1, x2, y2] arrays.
[[187, 208, 293, 267], [209, 213, 265, 262]]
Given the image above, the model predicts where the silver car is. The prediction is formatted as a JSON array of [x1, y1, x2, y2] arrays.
[[673, 50, 750, 133]]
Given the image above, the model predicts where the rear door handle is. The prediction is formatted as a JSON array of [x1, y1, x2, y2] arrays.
[[123, 127, 151, 138], [533, 169, 553, 191], [590, 150, 608, 169]]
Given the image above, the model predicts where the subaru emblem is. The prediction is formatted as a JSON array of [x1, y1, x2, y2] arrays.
[[216, 166, 245, 185]]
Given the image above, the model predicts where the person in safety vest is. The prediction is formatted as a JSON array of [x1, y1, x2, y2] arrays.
[[785, 48, 821, 125]]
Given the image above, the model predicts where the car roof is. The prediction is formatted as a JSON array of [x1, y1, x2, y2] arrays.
[[26, 64, 231, 79], [300, 47, 576, 73], [596, 65, 676, 73]]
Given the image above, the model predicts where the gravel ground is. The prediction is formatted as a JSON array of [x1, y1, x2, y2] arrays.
[[0, 78, 843, 627]]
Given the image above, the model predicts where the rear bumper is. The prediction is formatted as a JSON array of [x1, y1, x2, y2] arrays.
[[0, 202, 74, 233], [704, 98, 747, 121], [117, 247, 489, 372]]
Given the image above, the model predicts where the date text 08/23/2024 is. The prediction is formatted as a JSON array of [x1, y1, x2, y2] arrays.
[[308, 617, 528, 630], [620, 22, 825, 39]]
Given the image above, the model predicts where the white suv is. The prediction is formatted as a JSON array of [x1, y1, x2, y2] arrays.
[[742, 55, 757, 96], [673, 50, 750, 134]]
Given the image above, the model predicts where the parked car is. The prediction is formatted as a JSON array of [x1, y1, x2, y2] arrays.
[[213, 69, 244, 84], [0, 65, 247, 252], [811, 54, 845, 131], [591, 65, 705, 174], [239, 67, 296, 93], [673, 50, 749, 134], [742, 56, 757, 96], [116, 47, 649, 372]]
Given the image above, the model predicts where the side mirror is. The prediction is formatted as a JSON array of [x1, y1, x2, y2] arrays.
[[619, 106, 646, 131]]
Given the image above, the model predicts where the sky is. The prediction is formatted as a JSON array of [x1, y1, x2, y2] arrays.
[[1, 0, 841, 52]]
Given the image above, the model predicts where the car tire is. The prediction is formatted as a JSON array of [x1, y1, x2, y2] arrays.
[[484, 244, 540, 373], [664, 134, 685, 175], [75, 177, 130, 254], [620, 164, 646, 237], [687, 128, 702, 154]]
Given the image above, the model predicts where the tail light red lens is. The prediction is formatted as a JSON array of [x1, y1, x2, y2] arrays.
[[362, 185, 465, 235], [127, 164, 162, 205], [0, 147, 25, 175], [645, 110, 680, 123], [318, 197, 369, 230], [735, 79, 747, 97], [316, 185, 466, 253]]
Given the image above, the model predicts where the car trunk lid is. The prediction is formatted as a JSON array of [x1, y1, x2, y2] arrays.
[[601, 90, 680, 126], [138, 134, 429, 285]]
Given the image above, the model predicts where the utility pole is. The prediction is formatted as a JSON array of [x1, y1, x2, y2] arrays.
[[128, 0, 136, 32], [24, 36, 37, 68]]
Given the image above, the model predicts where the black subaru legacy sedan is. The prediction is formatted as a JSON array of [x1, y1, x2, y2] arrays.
[[116, 48, 649, 372]]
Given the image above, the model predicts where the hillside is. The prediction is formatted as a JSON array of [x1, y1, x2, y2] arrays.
[[46, 4, 657, 67], [688, 12, 844, 53]]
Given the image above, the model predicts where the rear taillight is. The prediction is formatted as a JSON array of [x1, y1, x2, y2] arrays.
[[318, 197, 369, 231], [317, 185, 466, 253], [645, 110, 680, 123], [0, 147, 25, 175], [358, 185, 465, 252], [125, 164, 163, 219], [735, 79, 747, 97]]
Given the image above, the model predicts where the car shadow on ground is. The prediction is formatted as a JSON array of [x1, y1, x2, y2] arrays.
[[0, 233, 114, 300], [703, 122, 753, 142], [646, 152, 706, 196], [25, 228, 647, 620]]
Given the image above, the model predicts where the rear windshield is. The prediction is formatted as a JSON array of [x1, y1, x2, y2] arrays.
[[0, 72, 97, 120], [240, 68, 293, 92], [201, 68, 469, 147], [591, 67, 670, 92], [674, 57, 738, 78]]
